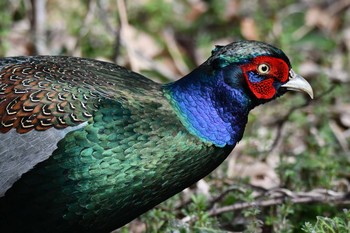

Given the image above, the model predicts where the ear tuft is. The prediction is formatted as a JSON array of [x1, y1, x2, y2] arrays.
[[211, 45, 224, 55]]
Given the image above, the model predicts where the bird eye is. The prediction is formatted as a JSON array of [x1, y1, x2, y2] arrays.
[[257, 63, 270, 74]]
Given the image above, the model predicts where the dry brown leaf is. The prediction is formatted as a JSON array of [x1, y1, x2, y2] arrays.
[[340, 113, 350, 128], [186, 0, 208, 21], [127, 26, 161, 59], [224, 0, 240, 20], [6, 20, 33, 56], [240, 17, 260, 40], [329, 120, 349, 153], [197, 179, 211, 198], [334, 103, 350, 129], [298, 61, 321, 77], [299, 60, 349, 83], [305, 7, 339, 33], [228, 155, 280, 189]]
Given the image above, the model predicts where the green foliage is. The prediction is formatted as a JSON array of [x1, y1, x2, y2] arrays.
[[302, 209, 350, 233], [0, 1, 19, 56], [132, 0, 176, 32], [186, 194, 219, 229], [134, 193, 221, 232], [142, 208, 177, 232], [266, 203, 295, 233]]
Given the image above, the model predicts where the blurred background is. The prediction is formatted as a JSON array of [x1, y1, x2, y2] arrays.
[[1, 0, 350, 232]]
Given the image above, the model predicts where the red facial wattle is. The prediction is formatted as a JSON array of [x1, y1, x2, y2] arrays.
[[240, 56, 290, 99]]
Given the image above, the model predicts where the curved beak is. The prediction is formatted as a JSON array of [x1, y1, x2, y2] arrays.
[[281, 69, 314, 99]]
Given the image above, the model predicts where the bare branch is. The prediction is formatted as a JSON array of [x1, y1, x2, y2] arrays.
[[30, 0, 48, 54], [117, 0, 140, 72], [208, 188, 350, 217], [162, 28, 189, 75], [181, 187, 350, 223]]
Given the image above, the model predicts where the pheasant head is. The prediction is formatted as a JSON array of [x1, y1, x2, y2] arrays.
[[165, 41, 313, 147]]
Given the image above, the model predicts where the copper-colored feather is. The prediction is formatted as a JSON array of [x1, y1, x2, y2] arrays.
[[0, 62, 99, 133]]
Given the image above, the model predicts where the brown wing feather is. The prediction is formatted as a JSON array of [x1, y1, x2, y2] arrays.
[[0, 61, 100, 133], [0, 56, 161, 134]]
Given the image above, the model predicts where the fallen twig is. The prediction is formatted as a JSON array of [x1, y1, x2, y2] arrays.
[[208, 188, 350, 217], [181, 187, 350, 223]]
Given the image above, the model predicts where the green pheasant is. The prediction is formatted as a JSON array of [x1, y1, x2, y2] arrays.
[[0, 41, 313, 232]]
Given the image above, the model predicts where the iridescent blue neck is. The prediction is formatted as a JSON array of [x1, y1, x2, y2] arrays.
[[163, 65, 254, 148]]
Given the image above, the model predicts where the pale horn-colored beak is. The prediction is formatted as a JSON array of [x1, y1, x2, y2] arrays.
[[281, 69, 314, 99]]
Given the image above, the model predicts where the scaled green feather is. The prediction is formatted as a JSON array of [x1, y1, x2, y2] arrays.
[[1, 80, 232, 232]]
